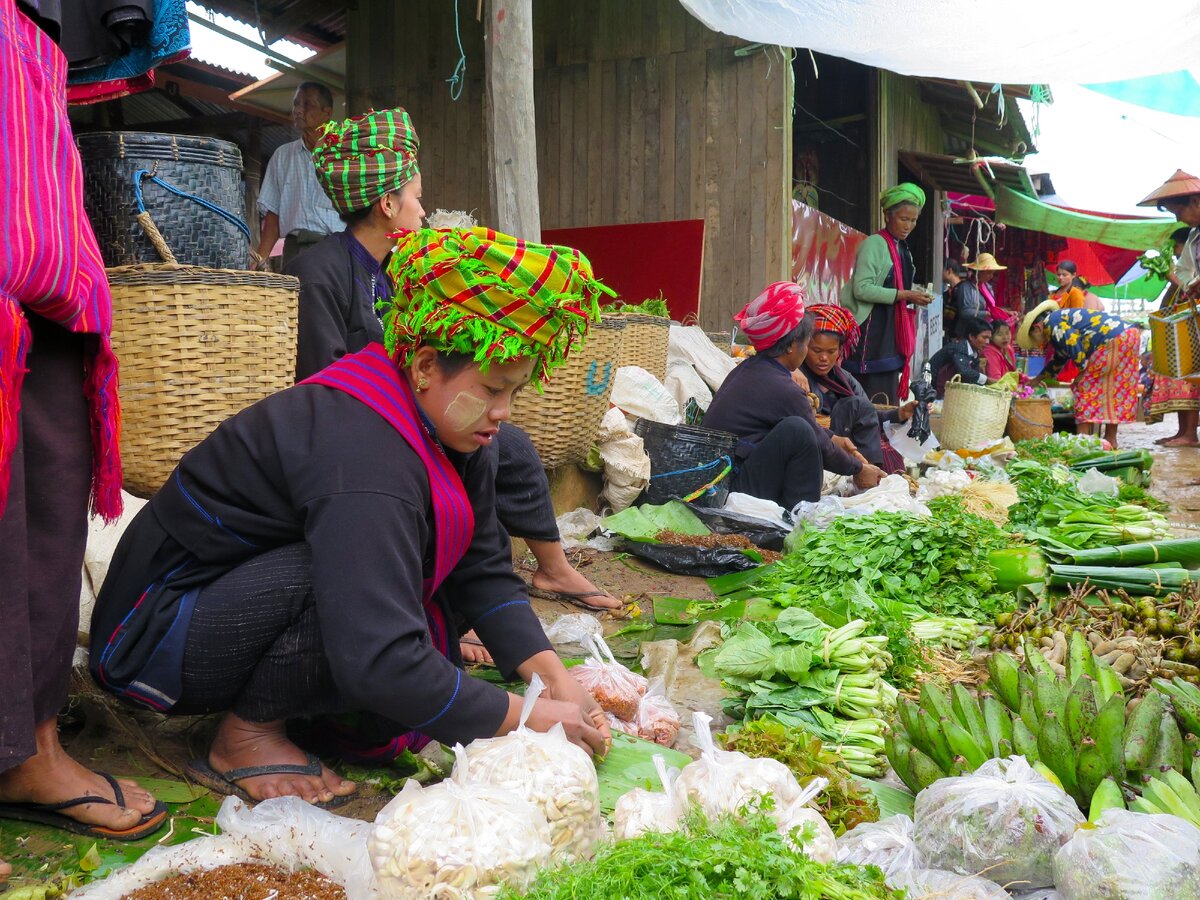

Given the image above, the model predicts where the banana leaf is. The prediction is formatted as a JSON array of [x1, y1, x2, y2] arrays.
[[1065, 537, 1200, 568], [651, 595, 778, 625], [707, 564, 774, 597], [602, 501, 710, 542], [596, 731, 692, 814]]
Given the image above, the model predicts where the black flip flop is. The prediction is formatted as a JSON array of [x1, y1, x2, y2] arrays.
[[0, 772, 168, 842], [185, 752, 353, 809], [528, 586, 620, 611]]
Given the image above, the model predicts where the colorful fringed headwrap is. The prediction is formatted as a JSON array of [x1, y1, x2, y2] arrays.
[[383, 227, 613, 381], [313, 107, 420, 214], [808, 303, 861, 356], [735, 282, 808, 351]]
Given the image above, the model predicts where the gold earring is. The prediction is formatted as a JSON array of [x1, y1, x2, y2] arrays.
[[416, 378, 429, 392]]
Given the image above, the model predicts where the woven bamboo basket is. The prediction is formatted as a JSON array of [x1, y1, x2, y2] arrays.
[[939, 376, 1012, 451], [508, 317, 627, 468], [609, 312, 670, 381], [109, 264, 299, 496], [1007, 397, 1053, 442]]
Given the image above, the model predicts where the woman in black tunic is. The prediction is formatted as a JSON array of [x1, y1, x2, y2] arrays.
[[90, 226, 612, 807]]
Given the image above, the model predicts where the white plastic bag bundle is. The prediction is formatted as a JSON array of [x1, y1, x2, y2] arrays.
[[887, 868, 1008, 899], [370, 746, 552, 898], [612, 754, 683, 841], [570, 633, 648, 720], [667, 324, 738, 392], [1076, 467, 1121, 497], [791, 474, 929, 529], [664, 358, 712, 412], [913, 756, 1084, 890], [634, 679, 681, 747], [1052, 808, 1200, 899], [674, 712, 836, 862], [73, 796, 377, 900], [541, 613, 603, 646], [595, 407, 652, 512], [455, 674, 603, 861], [836, 814, 922, 878], [722, 492, 790, 530], [610, 365, 681, 425], [915, 468, 972, 501]]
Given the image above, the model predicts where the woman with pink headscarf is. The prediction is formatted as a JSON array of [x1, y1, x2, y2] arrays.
[[705, 283, 885, 510]]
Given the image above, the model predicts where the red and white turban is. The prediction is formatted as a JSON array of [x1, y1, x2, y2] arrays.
[[734, 282, 807, 351]]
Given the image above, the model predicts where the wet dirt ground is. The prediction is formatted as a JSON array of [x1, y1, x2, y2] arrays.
[[1117, 419, 1200, 528]]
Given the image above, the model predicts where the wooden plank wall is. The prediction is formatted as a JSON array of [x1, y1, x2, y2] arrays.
[[345, 0, 792, 331], [871, 70, 943, 232]]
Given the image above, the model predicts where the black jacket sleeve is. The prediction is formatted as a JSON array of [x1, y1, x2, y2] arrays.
[[294, 275, 353, 382], [780, 379, 863, 476]]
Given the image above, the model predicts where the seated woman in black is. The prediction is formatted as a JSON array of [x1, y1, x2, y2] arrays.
[[799, 304, 917, 475], [704, 283, 885, 511], [928, 316, 994, 398], [89, 228, 611, 807]]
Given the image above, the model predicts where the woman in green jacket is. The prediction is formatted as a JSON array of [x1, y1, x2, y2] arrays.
[[840, 184, 932, 404]]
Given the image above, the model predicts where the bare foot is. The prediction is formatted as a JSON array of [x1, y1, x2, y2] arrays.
[[1162, 436, 1200, 447], [0, 720, 157, 834], [0, 857, 10, 882], [1154, 434, 1183, 445], [204, 713, 356, 805], [460, 629, 494, 665]]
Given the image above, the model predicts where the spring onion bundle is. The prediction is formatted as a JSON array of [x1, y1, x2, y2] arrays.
[[910, 615, 985, 650]]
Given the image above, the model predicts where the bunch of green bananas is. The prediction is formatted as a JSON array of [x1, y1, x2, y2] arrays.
[[1131, 768, 1200, 825], [887, 632, 1194, 811]]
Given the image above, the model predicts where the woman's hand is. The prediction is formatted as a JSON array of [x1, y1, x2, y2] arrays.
[[791, 369, 811, 391], [852, 463, 885, 490], [897, 400, 918, 422], [899, 289, 932, 307], [518, 695, 609, 757]]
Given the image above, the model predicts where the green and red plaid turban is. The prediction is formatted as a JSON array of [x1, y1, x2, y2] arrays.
[[735, 282, 808, 351], [312, 107, 420, 214], [808, 303, 861, 355], [383, 227, 614, 381]]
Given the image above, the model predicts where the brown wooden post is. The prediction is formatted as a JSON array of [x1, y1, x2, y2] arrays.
[[483, 0, 541, 239]]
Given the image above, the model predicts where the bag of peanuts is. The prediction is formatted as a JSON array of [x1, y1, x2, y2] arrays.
[[369, 746, 551, 899], [570, 633, 647, 721], [455, 674, 605, 861]]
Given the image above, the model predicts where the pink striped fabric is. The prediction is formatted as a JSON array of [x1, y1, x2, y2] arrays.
[[0, 0, 122, 521]]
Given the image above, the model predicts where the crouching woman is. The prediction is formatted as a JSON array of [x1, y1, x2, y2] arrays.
[[89, 228, 611, 807], [705, 283, 885, 512]]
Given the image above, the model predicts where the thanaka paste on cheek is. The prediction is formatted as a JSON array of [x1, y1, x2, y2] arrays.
[[444, 390, 489, 431]]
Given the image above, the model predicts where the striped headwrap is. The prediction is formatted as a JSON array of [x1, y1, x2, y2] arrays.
[[735, 281, 807, 351], [312, 107, 420, 214], [383, 227, 614, 381], [808, 303, 861, 356]]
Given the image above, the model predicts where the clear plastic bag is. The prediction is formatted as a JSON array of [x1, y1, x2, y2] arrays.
[[370, 746, 552, 899], [836, 814, 922, 879], [674, 712, 836, 861], [570, 633, 648, 721], [634, 679, 681, 747], [887, 868, 1008, 899], [913, 756, 1084, 890], [455, 674, 604, 861], [1052, 808, 1200, 899], [73, 796, 377, 900], [612, 754, 683, 841], [542, 613, 603, 646]]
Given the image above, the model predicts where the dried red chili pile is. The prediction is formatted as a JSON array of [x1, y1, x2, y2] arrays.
[[121, 863, 345, 900]]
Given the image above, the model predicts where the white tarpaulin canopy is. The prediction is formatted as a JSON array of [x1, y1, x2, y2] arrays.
[[677, 0, 1200, 83]]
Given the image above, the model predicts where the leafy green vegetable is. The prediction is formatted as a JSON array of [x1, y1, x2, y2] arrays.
[[611, 295, 671, 318], [602, 501, 709, 542], [720, 719, 879, 836], [505, 805, 900, 899]]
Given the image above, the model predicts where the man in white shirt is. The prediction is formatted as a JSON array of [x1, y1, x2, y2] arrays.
[[253, 82, 344, 269]]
